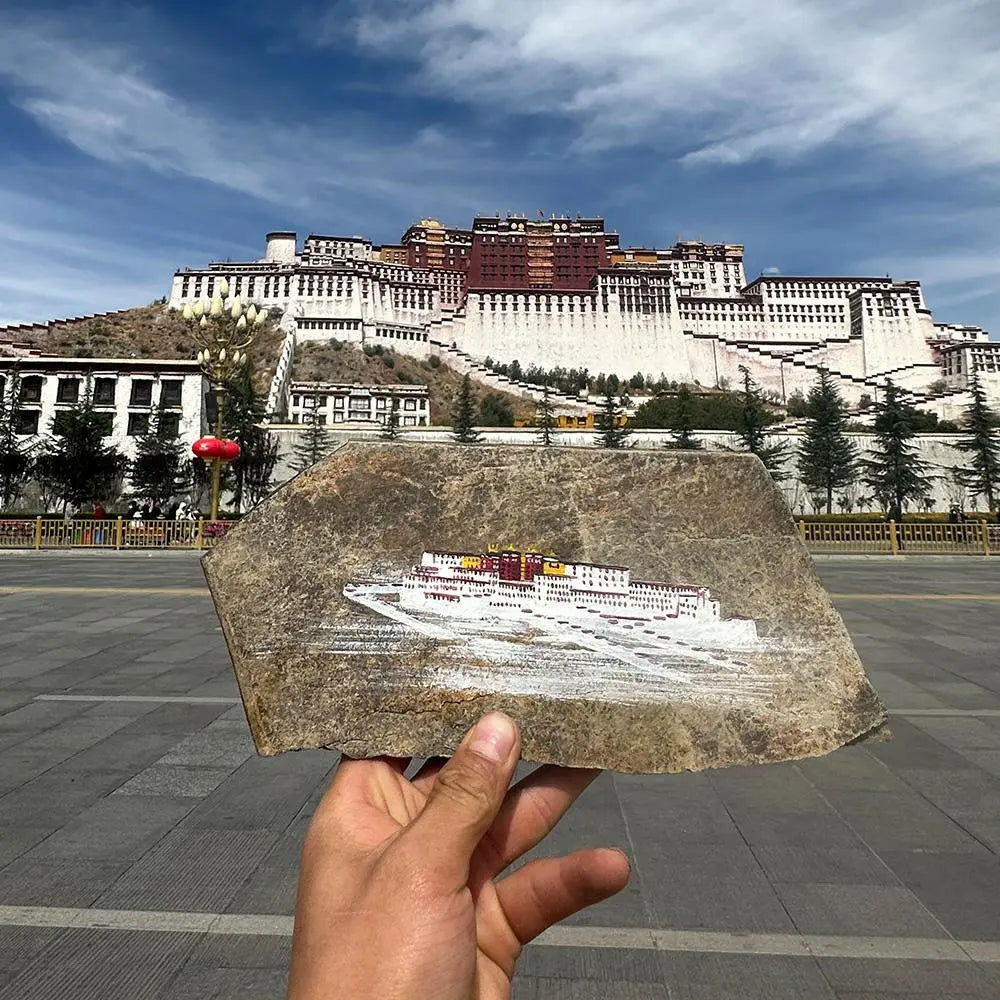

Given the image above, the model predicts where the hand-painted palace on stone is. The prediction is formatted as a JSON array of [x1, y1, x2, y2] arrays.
[[168, 215, 999, 412]]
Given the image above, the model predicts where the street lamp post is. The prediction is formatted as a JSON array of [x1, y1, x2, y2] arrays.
[[183, 280, 264, 520]]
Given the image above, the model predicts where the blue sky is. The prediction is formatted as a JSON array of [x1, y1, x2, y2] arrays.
[[1, 0, 998, 334]]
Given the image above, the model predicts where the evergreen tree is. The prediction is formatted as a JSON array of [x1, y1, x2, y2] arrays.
[[34, 382, 128, 511], [536, 383, 557, 447], [863, 380, 932, 515], [954, 373, 1000, 512], [451, 374, 482, 444], [130, 403, 190, 508], [478, 393, 515, 427], [797, 369, 858, 513], [222, 370, 279, 512], [291, 399, 333, 471], [379, 399, 401, 441], [594, 388, 631, 449], [735, 366, 788, 479], [0, 365, 35, 510], [665, 384, 701, 450]]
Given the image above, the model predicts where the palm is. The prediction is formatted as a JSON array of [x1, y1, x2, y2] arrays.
[[335, 757, 624, 999]]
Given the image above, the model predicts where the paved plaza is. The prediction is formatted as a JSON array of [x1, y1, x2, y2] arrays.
[[1, 554, 999, 998]]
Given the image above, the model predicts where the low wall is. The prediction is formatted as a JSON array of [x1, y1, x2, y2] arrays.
[[266, 426, 984, 514]]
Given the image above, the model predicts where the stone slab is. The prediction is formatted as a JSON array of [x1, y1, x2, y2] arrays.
[[205, 443, 886, 773]]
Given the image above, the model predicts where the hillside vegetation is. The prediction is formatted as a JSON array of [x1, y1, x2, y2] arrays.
[[291, 340, 534, 424], [2, 305, 284, 388]]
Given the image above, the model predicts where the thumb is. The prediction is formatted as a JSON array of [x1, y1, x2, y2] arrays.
[[406, 712, 520, 887]]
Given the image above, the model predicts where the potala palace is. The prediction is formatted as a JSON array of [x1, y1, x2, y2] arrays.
[[168, 215, 1000, 418]]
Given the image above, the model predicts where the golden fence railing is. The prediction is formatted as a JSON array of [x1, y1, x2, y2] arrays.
[[0, 518, 994, 554], [799, 520, 996, 556], [0, 518, 235, 550]]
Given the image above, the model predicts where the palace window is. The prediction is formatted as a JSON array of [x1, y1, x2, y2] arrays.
[[14, 410, 39, 435], [160, 380, 183, 408], [93, 378, 116, 406], [129, 381, 153, 407], [56, 378, 80, 404], [20, 376, 43, 404], [127, 412, 149, 436]]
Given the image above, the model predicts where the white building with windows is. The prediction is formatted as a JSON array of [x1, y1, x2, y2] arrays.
[[168, 229, 998, 415], [287, 381, 430, 427], [0, 357, 206, 457]]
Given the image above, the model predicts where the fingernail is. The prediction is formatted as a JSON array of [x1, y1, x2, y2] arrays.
[[468, 712, 516, 763]]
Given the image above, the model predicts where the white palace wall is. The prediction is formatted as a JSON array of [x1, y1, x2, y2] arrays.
[[168, 233, 995, 416]]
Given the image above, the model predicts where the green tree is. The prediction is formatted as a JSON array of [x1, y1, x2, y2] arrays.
[[478, 393, 515, 427], [664, 384, 701, 450], [535, 384, 557, 447], [785, 391, 808, 418], [35, 381, 128, 511], [451, 374, 482, 444], [735, 367, 788, 479], [291, 400, 333, 471], [130, 403, 190, 507], [954, 373, 1000, 512], [222, 370, 279, 512], [863, 380, 932, 515], [379, 399, 401, 441], [594, 389, 631, 449], [0, 365, 35, 510], [797, 369, 858, 513]]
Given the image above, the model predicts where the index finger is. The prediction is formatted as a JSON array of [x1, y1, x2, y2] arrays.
[[479, 765, 601, 875]]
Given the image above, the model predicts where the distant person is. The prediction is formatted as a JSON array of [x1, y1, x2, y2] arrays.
[[93, 502, 106, 520], [286, 712, 629, 1000]]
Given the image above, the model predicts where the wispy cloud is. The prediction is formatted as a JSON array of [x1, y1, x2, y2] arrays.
[[336, 0, 1000, 171], [0, 10, 518, 215]]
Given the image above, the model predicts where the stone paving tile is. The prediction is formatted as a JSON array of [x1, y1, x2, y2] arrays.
[[158, 729, 254, 769], [159, 966, 289, 999], [114, 764, 236, 798], [512, 978, 666, 999], [909, 717, 1000, 751], [25, 794, 194, 861], [115, 702, 232, 735], [0, 927, 66, 973], [0, 858, 129, 906], [879, 849, 1000, 941], [0, 928, 202, 1000], [517, 945, 664, 982], [816, 958, 995, 997], [641, 862, 796, 933], [180, 752, 336, 831], [183, 933, 291, 969], [820, 790, 988, 852], [56, 732, 181, 775], [96, 827, 279, 912], [751, 845, 899, 886], [0, 766, 135, 829], [773, 882, 949, 938], [657, 953, 837, 999]]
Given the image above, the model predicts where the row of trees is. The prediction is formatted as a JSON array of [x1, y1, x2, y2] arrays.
[[449, 366, 1000, 515], [0, 367, 279, 515]]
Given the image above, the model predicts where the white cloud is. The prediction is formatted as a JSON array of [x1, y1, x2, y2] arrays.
[[0, 12, 512, 213], [339, 0, 1000, 171]]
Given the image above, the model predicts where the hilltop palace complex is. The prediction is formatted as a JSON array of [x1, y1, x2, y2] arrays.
[[167, 215, 1000, 414]]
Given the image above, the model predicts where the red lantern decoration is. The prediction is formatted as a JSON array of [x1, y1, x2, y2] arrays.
[[192, 436, 225, 460], [219, 439, 241, 462]]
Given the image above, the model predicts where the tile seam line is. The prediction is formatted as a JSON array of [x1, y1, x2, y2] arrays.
[[1, 906, 999, 961]]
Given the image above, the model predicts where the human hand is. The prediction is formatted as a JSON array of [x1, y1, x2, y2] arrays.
[[286, 711, 630, 1000]]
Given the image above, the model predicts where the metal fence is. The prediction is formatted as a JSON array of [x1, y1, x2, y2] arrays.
[[799, 520, 996, 556], [0, 517, 995, 555], [0, 518, 234, 550]]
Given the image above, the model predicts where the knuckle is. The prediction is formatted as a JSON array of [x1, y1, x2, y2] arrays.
[[434, 756, 498, 812]]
